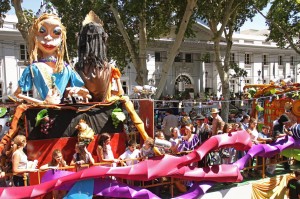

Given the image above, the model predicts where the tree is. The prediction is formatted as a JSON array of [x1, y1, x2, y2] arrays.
[[50, 0, 197, 86], [155, 0, 198, 98], [0, 0, 10, 19], [255, 0, 300, 55], [196, 0, 268, 122], [9, 1, 36, 47]]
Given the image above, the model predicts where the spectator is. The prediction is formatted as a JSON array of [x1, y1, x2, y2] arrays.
[[189, 108, 197, 120], [240, 115, 250, 130], [70, 142, 95, 171], [272, 114, 291, 171], [194, 114, 211, 145], [287, 170, 300, 199], [118, 140, 140, 166], [96, 133, 119, 166], [169, 127, 182, 154], [140, 137, 155, 160], [162, 109, 179, 140], [257, 126, 273, 175], [258, 125, 273, 143], [245, 118, 260, 177], [12, 135, 38, 186], [273, 114, 290, 140], [178, 124, 200, 153], [40, 149, 68, 198], [211, 108, 224, 136], [221, 123, 236, 164], [154, 131, 171, 154], [40, 149, 68, 170], [247, 118, 259, 145], [235, 114, 243, 123]]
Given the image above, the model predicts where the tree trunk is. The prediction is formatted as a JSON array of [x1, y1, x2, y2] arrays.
[[138, 4, 148, 85], [155, 0, 197, 99], [12, 0, 29, 45], [109, 4, 143, 85]]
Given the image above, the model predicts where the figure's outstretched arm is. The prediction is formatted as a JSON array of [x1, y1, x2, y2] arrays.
[[111, 78, 124, 96], [14, 87, 44, 104]]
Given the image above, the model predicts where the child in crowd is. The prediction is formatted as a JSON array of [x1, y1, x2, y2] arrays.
[[40, 149, 68, 170], [70, 142, 95, 171], [97, 133, 119, 166], [118, 140, 140, 166], [40, 149, 68, 199], [140, 137, 155, 160], [169, 127, 182, 154], [155, 131, 172, 154]]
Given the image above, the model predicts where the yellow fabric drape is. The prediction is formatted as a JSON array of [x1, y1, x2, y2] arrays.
[[252, 174, 294, 199]]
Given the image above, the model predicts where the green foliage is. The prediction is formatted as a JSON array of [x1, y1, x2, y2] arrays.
[[49, 0, 196, 74], [256, 104, 264, 112], [0, 0, 10, 18], [266, 0, 300, 53], [35, 109, 48, 127], [229, 62, 248, 78]]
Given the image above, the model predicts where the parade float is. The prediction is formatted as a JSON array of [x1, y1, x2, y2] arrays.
[[0, 3, 299, 199]]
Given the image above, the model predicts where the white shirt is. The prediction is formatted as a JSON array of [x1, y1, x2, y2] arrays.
[[119, 148, 140, 166]]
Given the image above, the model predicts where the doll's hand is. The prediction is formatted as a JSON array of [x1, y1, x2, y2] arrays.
[[44, 88, 61, 104], [66, 87, 92, 102]]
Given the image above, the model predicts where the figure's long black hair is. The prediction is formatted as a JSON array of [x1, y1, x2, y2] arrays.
[[77, 22, 108, 69]]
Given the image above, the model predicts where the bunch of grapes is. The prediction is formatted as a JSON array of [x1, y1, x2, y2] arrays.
[[112, 108, 126, 128], [40, 116, 55, 134]]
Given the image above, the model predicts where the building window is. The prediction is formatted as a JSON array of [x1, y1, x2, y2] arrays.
[[174, 53, 181, 62], [20, 44, 29, 60], [291, 56, 294, 66], [245, 79, 250, 84], [229, 80, 235, 93], [185, 53, 192, 63], [245, 53, 251, 64], [121, 81, 127, 94], [230, 53, 235, 64], [155, 52, 161, 62], [278, 55, 283, 65], [263, 55, 268, 65]]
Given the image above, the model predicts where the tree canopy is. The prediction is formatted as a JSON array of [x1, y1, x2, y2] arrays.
[[266, 0, 300, 54], [196, 0, 268, 121]]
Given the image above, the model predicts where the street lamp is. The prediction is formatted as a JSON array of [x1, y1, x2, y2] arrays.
[[257, 69, 262, 84]]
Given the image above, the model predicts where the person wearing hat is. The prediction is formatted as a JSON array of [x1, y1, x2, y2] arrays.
[[211, 108, 224, 136], [194, 114, 211, 145]]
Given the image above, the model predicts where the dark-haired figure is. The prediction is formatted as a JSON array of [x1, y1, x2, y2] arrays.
[[118, 140, 140, 166], [273, 114, 291, 171], [70, 143, 94, 171], [96, 133, 119, 166], [162, 109, 178, 140], [287, 170, 300, 199], [76, 11, 124, 102]]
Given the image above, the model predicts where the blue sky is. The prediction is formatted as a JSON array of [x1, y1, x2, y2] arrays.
[[8, 0, 269, 31]]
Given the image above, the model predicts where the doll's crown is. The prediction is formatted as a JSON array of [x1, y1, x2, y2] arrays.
[[35, 2, 58, 18]]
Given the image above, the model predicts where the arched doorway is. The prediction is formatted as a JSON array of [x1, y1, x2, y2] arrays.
[[175, 74, 194, 99]]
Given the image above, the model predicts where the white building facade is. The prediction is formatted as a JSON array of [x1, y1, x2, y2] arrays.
[[0, 15, 299, 100]]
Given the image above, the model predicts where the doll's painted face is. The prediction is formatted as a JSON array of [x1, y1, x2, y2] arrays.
[[36, 17, 62, 56]]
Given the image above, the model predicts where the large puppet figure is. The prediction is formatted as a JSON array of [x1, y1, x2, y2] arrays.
[[14, 3, 91, 105], [76, 11, 124, 102]]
